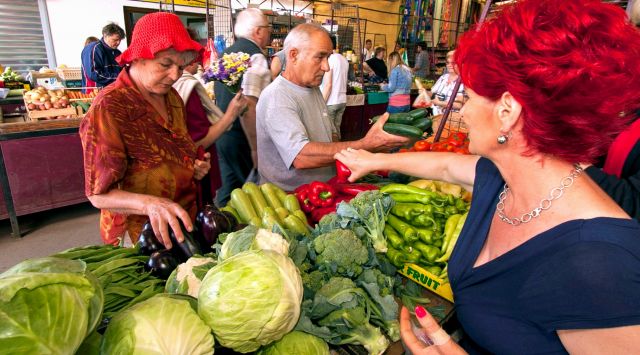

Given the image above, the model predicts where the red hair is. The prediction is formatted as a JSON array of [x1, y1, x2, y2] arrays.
[[455, 0, 640, 163]]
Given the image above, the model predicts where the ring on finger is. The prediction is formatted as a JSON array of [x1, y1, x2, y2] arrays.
[[428, 327, 451, 346]]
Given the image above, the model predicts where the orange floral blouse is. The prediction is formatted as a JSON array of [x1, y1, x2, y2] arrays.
[[79, 69, 197, 245]]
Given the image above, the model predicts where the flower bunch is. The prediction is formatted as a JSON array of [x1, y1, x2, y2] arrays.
[[202, 52, 251, 93]]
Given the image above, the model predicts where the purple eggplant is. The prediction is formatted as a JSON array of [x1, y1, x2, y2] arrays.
[[137, 228, 164, 256], [195, 204, 236, 247], [220, 211, 238, 230], [146, 250, 180, 279], [168, 221, 204, 262]]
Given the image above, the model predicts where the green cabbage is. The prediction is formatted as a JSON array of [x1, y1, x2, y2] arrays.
[[101, 294, 214, 354], [257, 331, 330, 355], [165, 256, 217, 297], [0, 257, 103, 354], [198, 250, 303, 353], [218, 226, 289, 262]]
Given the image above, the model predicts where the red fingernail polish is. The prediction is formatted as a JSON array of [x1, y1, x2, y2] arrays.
[[415, 306, 427, 318]]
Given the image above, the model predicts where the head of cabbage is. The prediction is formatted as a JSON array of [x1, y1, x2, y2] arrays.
[[257, 331, 330, 355], [101, 293, 215, 354], [0, 257, 103, 354], [198, 250, 303, 353], [218, 226, 290, 262]]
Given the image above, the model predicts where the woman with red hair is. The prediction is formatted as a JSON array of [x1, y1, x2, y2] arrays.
[[80, 12, 212, 248], [336, 0, 640, 353]]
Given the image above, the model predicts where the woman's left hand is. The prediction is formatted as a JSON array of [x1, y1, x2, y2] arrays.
[[334, 148, 379, 182], [193, 152, 211, 180]]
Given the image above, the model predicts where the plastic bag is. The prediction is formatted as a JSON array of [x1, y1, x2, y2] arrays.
[[413, 78, 432, 108]]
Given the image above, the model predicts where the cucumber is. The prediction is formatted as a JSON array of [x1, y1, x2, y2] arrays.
[[230, 188, 258, 223], [371, 113, 415, 125], [412, 117, 432, 131], [242, 182, 268, 217], [383, 123, 424, 138], [407, 108, 428, 120]]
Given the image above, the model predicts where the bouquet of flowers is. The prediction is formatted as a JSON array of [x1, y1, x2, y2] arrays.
[[202, 52, 251, 94]]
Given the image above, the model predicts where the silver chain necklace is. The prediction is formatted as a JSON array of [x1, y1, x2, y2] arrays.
[[496, 164, 583, 226]]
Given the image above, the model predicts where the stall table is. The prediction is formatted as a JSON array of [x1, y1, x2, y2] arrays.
[[0, 119, 86, 236]]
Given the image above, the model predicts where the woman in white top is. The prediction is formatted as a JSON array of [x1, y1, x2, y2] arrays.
[[427, 50, 465, 115]]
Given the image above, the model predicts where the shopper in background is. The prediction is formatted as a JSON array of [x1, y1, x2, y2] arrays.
[[363, 47, 387, 82], [214, 8, 271, 206], [80, 13, 210, 248], [337, 0, 640, 353], [256, 23, 409, 191], [381, 51, 412, 114], [394, 41, 409, 66], [84, 36, 99, 47], [270, 49, 286, 80], [173, 28, 248, 204], [581, 2, 640, 221], [427, 50, 464, 116], [80, 23, 125, 93], [362, 39, 374, 61], [412, 42, 429, 79], [320, 35, 349, 140]]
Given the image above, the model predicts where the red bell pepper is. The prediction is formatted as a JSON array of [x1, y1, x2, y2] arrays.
[[373, 170, 390, 178], [335, 160, 352, 183], [308, 181, 336, 208], [334, 183, 379, 196], [294, 184, 314, 213]]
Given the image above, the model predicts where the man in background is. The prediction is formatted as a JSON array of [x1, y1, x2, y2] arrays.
[[320, 35, 349, 140], [362, 39, 373, 61], [80, 23, 124, 92], [256, 24, 408, 191], [412, 42, 429, 79], [214, 8, 271, 206]]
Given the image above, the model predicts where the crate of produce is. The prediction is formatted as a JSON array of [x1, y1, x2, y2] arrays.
[[56, 67, 82, 81], [367, 91, 388, 105], [23, 87, 80, 120], [398, 263, 453, 302]]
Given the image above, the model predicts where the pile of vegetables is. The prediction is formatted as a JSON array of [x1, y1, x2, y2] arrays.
[[226, 182, 311, 236], [138, 205, 238, 279], [51, 244, 165, 321], [381, 181, 470, 279], [23, 87, 70, 111], [291, 190, 401, 354], [0, 66, 24, 82], [372, 108, 433, 138]]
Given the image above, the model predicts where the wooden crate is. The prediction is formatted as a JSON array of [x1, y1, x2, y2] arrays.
[[27, 105, 79, 121]]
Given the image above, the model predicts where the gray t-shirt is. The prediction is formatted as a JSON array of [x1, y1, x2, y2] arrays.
[[257, 76, 336, 191]]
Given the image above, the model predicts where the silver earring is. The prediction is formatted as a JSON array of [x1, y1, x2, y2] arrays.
[[497, 132, 511, 144]]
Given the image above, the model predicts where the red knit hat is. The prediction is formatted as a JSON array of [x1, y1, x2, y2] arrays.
[[117, 12, 203, 65]]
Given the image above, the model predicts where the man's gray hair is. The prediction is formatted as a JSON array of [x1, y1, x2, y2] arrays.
[[283, 23, 329, 56], [234, 8, 266, 39]]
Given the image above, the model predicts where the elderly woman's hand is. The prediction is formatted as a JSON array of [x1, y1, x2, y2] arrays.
[[400, 306, 467, 355], [228, 90, 248, 117], [143, 196, 194, 249], [334, 148, 379, 182], [193, 152, 211, 180]]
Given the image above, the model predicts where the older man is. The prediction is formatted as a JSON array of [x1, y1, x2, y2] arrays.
[[214, 8, 271, 206], [256, 24, 409, 191], [80, 23, 124, 92]]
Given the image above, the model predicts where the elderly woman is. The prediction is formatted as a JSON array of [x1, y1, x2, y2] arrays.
[[336, 0, 640, 353], [424, 50, 464, 116], [80, 12, 211, 248]]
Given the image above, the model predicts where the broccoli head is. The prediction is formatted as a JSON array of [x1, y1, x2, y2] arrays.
[[302, 269, 328, 294], [313, 229, 369, 277]]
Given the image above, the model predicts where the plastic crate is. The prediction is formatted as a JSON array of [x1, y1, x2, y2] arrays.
[[57, 67, 82, 81], [367, 92, 388, 105], [62, 80, 83, 88]]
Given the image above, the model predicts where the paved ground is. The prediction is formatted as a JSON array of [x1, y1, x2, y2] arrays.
[[0, 202, 101, 272]]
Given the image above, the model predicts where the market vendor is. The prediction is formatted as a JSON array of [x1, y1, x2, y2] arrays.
[[256, 23, 409, 191], [337, 0, 640, 353], [80, 12, 210, 248]]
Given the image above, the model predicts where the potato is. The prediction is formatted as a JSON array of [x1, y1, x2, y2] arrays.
[[27, 103, 36, 110], [44, 102, 52, 110]]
